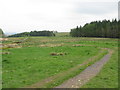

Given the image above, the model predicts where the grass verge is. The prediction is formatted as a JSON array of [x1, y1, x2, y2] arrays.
[[82, 48, 118, 88]]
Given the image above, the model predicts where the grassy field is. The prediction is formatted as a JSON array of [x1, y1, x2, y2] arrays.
[[2, 36, 118, 88], [82, 48, 118, 88], [55, 32, 69, 37]]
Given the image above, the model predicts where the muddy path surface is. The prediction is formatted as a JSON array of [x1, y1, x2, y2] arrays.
[[55, 49, 113, 88]]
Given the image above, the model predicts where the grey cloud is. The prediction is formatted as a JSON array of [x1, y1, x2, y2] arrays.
[[75, 2, 117, 15]]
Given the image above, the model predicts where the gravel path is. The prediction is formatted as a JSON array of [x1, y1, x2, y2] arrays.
[[55, 50, 112, 88]]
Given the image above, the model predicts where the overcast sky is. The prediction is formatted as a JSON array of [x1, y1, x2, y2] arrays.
[[0, 0, 119, 34]]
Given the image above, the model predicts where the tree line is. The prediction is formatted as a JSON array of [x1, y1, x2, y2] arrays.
[[70, 19, 119, 38], [8, 30, 55, 37]]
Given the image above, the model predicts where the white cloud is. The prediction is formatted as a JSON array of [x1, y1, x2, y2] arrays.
[[0, 0, 118, 34]]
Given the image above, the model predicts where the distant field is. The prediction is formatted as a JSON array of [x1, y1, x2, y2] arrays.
[[55, 32, 69, 37], [2, 36, 118, 88]]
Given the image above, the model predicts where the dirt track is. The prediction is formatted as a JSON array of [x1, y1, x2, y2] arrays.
[[55, 49, 113, 88]]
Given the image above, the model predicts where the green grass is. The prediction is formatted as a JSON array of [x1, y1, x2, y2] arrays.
[[0, 49, 2, 89], [82, 48, 118, 88], [3, 46, 100, 88], [2, 37, 118, 88], [55, 32, 69, 37], [44, 49, 108, 88]]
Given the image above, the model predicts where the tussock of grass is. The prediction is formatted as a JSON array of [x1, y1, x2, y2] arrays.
[[50, 52, 67, 56]]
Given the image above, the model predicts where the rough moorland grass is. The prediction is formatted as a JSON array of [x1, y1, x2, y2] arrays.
[[2, 37, 118, 88], [3, 37, 118, 48], [2, 46, 100, 88], [44, 49, 108, 88], [55, 32, 69, 37], [82, 48, 118, 88]]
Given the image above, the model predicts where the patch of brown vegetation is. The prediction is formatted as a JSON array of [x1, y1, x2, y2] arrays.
[[2, 43, 22, 49], [72, 44, 82, 47], [0, 38, 8, 41], [72, 44, 94, 47], [39, 44, 47, 47], [7, 44, 18, 48], [2, 52, 10, 55], [39, 43, 64, 47], [50, 52, 58, 56], [13, 41, 22, 44], [50, 52, 67, 56]]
